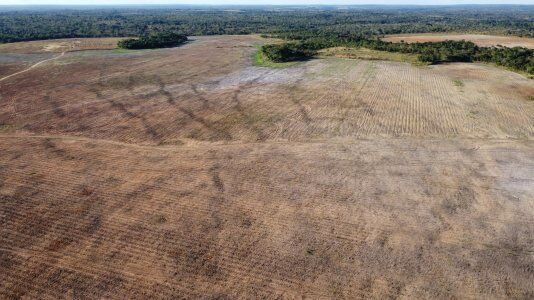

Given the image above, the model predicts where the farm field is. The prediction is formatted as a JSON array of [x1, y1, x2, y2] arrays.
[[382, 33, 534, 49], [0, 37, 126, 54], [1, 35, 533, 298]]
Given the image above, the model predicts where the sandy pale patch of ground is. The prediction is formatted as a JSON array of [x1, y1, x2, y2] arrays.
[[0, 37, 127, 54], [383, 34, 534, 49]]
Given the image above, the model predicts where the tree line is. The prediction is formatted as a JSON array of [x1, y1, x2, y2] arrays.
[[0, 6, 533, 43], [262, 37, 534, 75]]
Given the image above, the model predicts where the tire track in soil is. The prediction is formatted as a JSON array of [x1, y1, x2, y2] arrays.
[[0, 52, 65, 83]]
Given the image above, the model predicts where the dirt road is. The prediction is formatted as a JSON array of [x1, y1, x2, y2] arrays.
[[0, 51, 65, 82]]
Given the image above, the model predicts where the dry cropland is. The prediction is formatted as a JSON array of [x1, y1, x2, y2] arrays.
[[383, 33, 534, 49], [0, 35, 533, 298]]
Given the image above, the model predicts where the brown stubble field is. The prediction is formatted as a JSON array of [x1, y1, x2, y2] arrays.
[[0, 35, 533, 298], [0, 37, 126, 54], [382, 34, 534, 49]]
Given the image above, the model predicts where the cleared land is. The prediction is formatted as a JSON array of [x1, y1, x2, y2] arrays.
[[1, 35, 533, 298], [383, 34, 534, 49], [0, 37, 126, 54]]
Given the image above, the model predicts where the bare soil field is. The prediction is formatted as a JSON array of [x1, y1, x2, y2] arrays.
[[0, 53, 55, 77], [383, 34, 534, 49], [0, 37, 126, 54], [1, 35, 533, 298]]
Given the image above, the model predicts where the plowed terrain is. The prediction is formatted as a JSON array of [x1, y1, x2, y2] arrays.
[[383, 33, 534, 49], [0, 37, 125, 54], [1, 35, 533, 298]]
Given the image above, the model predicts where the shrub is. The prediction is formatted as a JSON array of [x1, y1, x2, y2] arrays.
[[419, 52, 440, 64]]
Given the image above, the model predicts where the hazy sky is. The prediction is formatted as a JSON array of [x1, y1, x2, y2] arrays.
[[1, 0, 533, 5]]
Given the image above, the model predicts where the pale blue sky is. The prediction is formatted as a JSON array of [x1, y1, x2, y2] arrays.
[[1, 0, 533, 5]]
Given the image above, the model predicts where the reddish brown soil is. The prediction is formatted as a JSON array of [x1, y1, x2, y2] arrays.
[[0, 63, 25, 77], [0, 37, 126, 54], [0, 35, 533, 298]]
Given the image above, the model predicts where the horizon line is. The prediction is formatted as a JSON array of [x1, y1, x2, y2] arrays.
[[1, 3, 534, 6]]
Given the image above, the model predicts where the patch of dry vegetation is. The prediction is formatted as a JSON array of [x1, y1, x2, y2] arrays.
[[319, 47, 424, 65], [452, 79, 464, 87]]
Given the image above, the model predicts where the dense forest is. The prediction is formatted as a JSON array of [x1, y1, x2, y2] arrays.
[[118, 32, 187, 49], [0, 6, 533, 43]]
